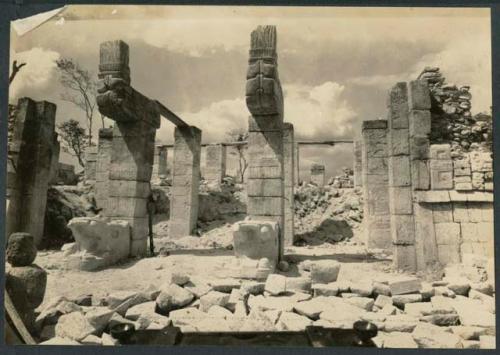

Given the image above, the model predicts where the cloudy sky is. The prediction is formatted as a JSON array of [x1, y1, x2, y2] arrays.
[[9, 5, 492, 179]]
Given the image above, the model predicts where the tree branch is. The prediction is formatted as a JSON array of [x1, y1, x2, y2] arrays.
[[9, 60, 27, 84]]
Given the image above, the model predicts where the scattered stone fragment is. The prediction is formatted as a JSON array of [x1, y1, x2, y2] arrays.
[[419, 282, 435, 301], [40, 337, 81, 345], [412, 323, 463, 348], [125, 301, 156, 321], [462, 340, 480, 349], [199, 291, 230, 312], [248, 293, 310, 313], [240, 281, 265, 295], [170, 270, 190, 286], [334, 281, 351, 293], [451, 326, 486, 340], [319, 298, 366, 328], [384, 315, 419, 332], [6, 232, 37, 267], [209, 278, 241, 293], [345, 297, 374, 311], [239, 309, 276, 332], [389, 277, 421, 295], [81, 334, 102, 345], [312, 283, 339, 297], [264, 274, 287, 296], [169, 307, 206, 330], [374, 295, 393, 309], [143, 284, 161, 300], [309, 260, 341, 284], [156, 284, 194, 314], [85, 307, 114, 333], [392, 294, 422, 308], [379, 304, 398, 316], [277, 311, 313, 331], [452, 296, 495, 327], [208, 305, 234, 318], [106, 291, 137, 309], [434, 286, 456, 298], [470, 282, 494, 296], [72, 294, 92, 307], [383, 331, 419, 348], [285, 276, 312, 293], [373, 282, 391, 297], [113, 292, 150, 316], [420, 313, 459, 326], [101, 332, 118, 346], [350, 281, 373, 297], [404, 302, 433, 317], [444, 278, 470, 296], [430, 296, 455, 314], [293, 297, 331, 320], [184, 280, 211, 298], [55, 312, 97, 341]]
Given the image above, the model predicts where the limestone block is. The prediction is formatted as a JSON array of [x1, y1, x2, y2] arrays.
[[413, 202, 438, 271], [388, 156, 411, 187], [434, 222, 460, 246], [67, 217, 131, 270], [106, 197, 148, 218], [310, 260, 341, 284], [409, 110, 431, 137], [412, 323, 462, 348], [247, 158, 282, 179], [452, 202, 469, 222], [432, 203, 453, 223], [409, 136, 430, 160], [393, 244, 416, 272], [247, 196, 283, 216], [367, 157, 388, 175], [430, 159, 453, 190], [410, 160, 429, 190], [247, 179, 282, 197], [430, 144, 451, 160], [388, 187, 413, 215], [108, 180, 150, 198], [362, 120, 388, 130], [389, 277, 422, 295], [391, 215, 415, 245], [479, 203, 493, 222], [408, 80, 431, 110], [387, 82, 409, 129], [388, 129, 409, 156], [455, 182, 473, 191], [233, 221, 279, 265], [437, 244, 461, 265]]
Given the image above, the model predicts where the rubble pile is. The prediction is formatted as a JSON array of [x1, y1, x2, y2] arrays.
[[35, 256, 495, 348], [327, 167, 354, 188], [418, 67, 492, 154], [294, 185, 363, 245]]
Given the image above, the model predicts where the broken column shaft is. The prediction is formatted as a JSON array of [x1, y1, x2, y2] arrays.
[[203, 143, 226, 185]]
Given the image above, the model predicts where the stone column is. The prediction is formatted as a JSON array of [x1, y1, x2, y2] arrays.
[[235, 25, 285, 266], [294, 143, 300, 185], [283, 123, 295, 247], [353, 140, 363, 187], [97, 40, 161, 257], [48, 133, 60, 185], [361, 120, 391, 250], [95, 128, 113, 212], [152, 145, 169, 182], [204, 144, 226, 185], [169, 126, 202, 238], [6, 98, 57, 246], [310, 164, 325, 186], [84, 146, 97, 184], [387, 82, 416, 271]]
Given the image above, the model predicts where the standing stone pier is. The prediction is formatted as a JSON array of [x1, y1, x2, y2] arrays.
[[48, 132, 61, 185], [203, 143, 226, 185], [152, 144, 169, 183], [169, 126, 202, 238], [6, 98, 57, 246], [233, 25, 285, 269], [353, 140, 363, 187], [97, 40, 160, 256], [283, 123, 295, 246], [95, 128, 113, 211], [294, 143, 300, 185], [84, 146, 98, 184], [310, 164, 325, 186], [361, 120, 391, 250]]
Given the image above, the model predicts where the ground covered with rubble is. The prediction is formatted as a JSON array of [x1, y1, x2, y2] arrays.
[[29, 180, 495, 348]]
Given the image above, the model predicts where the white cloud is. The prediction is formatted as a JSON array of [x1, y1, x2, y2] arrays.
[[9, 47, 60, 100], [284, 82, 357, 139]]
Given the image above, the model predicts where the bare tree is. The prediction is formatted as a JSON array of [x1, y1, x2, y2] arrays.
[[57, 119, 88, 168], [227, 128, 249, 183], [9, 60, 27, 84], [55, 58, 98, 145]]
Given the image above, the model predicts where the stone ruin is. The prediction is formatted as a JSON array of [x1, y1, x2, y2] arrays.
[[359, 78, 494, 273]]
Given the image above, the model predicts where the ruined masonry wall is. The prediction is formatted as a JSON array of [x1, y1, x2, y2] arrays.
[[283, 123, 295, 246]]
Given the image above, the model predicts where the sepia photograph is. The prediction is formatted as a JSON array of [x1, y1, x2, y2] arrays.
[[3, 4, 496, 349]]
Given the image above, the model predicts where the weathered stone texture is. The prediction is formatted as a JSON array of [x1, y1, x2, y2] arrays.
[[95, 128, 113, 211], [152, 145, 169, 182], [361, 120, 391, 250], [84, 146, 98, 183], [169, 126, 202, 239], [283, 123, 295, 246], [203, 144, 226, 184], [6, 98, 57, 246], [310, 164, 325, 187], [353, 140, 363, 187]]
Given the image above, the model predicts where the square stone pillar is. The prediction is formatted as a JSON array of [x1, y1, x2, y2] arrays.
[[204, 144, 227, 185], [49, 132, 60, 185], [95, 128, 113, 212], [353, 140, 363, 187], [169, 126, 202, 238], [239, 25, 285, 265], [361, 120, 391, 250], [310, 164, 325, 186], [283, 123, 295, 247], [6, 98, 57, 246], [152, 145, 169, 182], [84, 146, 98, 184], [387, 82, 416, 271], [97, 40, 161, 257]]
